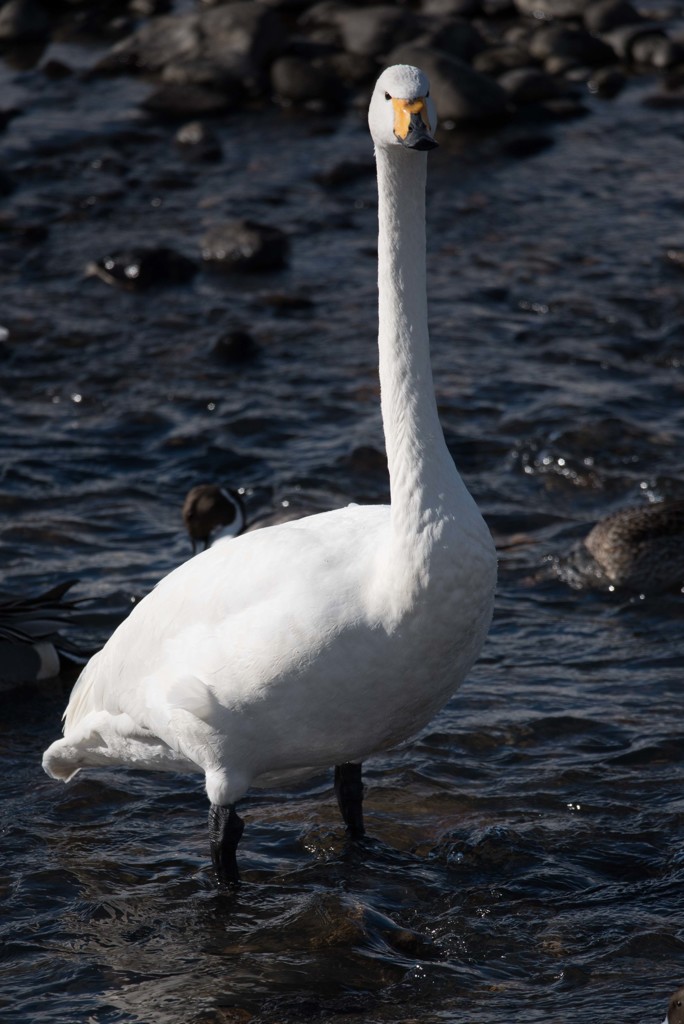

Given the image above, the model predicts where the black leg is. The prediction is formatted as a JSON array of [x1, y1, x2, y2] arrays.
[[334, 762, 364, 838], [208, 803, 244, 884]]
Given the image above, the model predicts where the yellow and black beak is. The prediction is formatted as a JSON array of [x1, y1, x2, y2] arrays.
[[392, 97, 437, 151]]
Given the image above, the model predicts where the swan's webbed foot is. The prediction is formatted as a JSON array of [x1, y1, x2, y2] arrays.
[[334, 762, 364, 838], [208, 803, 244, 884]]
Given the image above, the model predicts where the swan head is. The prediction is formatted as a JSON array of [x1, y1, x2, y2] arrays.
[[369, 65, 437, 152]]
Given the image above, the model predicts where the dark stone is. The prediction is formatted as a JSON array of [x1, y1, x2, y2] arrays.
[[544, 53, 583, 73], [201, 220, 289, 273], [387, 44, 509, 122], [481, 0, 517, 16], [529, 25, 616, 66], [497, 66, 564, 103], [583, 0, 643, 34], [473, 45, 532, 75], [160, 58, 247, 96], [210, 329, 256, 363], [631, 33, 684, 68], [174, 120, 222, 161], [601, 22, 665, 59], [270, 55, 344, 106], [320, 51, 379, 88], [97, 3, 285, 92], [141, 84, 234, 119], [514, 0, 591, 18], [422, 0, 483, 16], [417, 17, 486, 63], [563, 63, 594, 80], [0, 0, 51, 42], [41, 58, 73, 79], [587, 65, 627, 95], [335, 5, 419, 57], [97, 11, 201, 74], [504, 24, 535, 46], [87, 247, 197, 290], [254, 0, 313, 9]]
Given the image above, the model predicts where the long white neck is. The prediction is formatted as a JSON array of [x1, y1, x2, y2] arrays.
[[375, 144, 470, 541]]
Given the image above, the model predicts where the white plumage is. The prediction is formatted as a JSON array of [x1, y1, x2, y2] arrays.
[[43, 64, 497, 882]]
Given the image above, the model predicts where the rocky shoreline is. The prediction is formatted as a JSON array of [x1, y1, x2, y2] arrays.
[[2, 0, 684, 132]]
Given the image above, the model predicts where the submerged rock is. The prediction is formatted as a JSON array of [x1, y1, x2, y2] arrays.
[[174, 120, 223, 161], [141, 83, 235, 118], [210, 328, 257, 363], [201, 220, 289, 272], [87, 247, 197, 289]]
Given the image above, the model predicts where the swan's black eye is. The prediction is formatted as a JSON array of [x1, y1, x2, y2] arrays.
[[384, 91, 391, 101], [426, 89, 430, 97]]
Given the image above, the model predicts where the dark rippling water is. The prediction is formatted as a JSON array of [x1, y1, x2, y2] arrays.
[[1, 36, 683, 1024]]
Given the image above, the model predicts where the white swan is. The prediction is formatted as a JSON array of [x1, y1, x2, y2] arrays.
[[42, 64, 497, 883]]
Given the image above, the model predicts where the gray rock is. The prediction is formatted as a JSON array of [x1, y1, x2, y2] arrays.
[[543, 54, 578, 73], [387, 44, 509, 121], [529, 25, 616, 65], [587, 65, 627, 94], [0, 0, 51, 41], [175, 121, 223, 161], [422, 0, 482, 15], [100, 12, 201, 73], [321, 51, 379, 87], [202, 221, 289, 273], [88, 247, 197, 290], [582, 0, 643, 35], [98, 3, 285, 92], [504, 24, 536, 47], [141, 84, 234, 119], [270, 55, 343, 106], [514, 0, 591, 18], [497, 66, 564, 102], [473, 45, 531, 75], [633, 33, 684, 67], [335, 5, 420, 57], [602, 21, 665, 59], [161, 59, 246, 96], [563, 63, 594, 80], [211, 329, 257, 363], [417, 17, 486, 63]]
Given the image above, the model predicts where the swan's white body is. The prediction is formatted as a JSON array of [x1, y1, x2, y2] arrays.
[[43, 66, 496, 824]]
